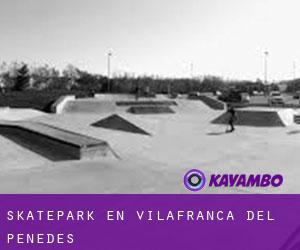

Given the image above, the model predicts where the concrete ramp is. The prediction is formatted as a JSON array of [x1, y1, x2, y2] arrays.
[[94, 94, 170, 101], [62, 99, 117, 114], [0, 108, 46, 121], [278, 109, 299, 126], [0, 121, 114, 161], [58, 96, 177, 114], [94, 94, 134, 101], [127, 106, 175, 114], [211, 108, 286, 127], [189, 95, 225, 110], [91, 114, 150, 136], [116, 100, 177, 106]]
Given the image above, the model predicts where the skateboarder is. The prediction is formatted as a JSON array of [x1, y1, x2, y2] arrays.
[[226, 105, 236, 133], [135, 84, 139, 101]]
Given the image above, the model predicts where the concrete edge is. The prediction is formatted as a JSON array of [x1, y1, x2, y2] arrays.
[[50, 95, 76, 114]]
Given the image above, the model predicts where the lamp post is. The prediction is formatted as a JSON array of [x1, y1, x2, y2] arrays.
[[264, 51, 269, 85], [264, 51, 270, 95], [293, 61, 296, 80], [293, 61, 297, 94], [107, 52, 112, 92], [190, 62, 194, 78]]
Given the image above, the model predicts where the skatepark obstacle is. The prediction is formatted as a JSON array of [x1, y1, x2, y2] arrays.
[[127, 105, 175, 114], [50, 95, 76, 114], [211, 109, 286, 127], [91, 114, 150, 135], [188, 95, 225, 110], [0, 121, 112, 161], [116, 100, 177, 106]]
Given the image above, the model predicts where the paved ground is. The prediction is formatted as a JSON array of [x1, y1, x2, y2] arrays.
[[0, 96, 299, 194]]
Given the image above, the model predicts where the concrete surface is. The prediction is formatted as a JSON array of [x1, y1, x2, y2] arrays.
[[0, 97, 299, 194]]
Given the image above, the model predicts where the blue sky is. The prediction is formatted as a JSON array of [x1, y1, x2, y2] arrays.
[[0, 0, 299, 80]]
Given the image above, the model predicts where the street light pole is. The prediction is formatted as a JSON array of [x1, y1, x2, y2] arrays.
[[293, 61, 297, 94], [264, 51, 269, 95], [264, 51, 269, 85], [293, 61, 296, 80], [107, 52, 112, 92], [190, 62, 194, 78]]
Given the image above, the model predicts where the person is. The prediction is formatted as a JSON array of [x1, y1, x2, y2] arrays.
[[135, 85, 139, 101], [226, 105, 236, 133]]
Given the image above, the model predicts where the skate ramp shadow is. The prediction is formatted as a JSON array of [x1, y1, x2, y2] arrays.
[[206, 131, 227, 136], [0, 131, 78, 162], [287, 130, 300, 135]]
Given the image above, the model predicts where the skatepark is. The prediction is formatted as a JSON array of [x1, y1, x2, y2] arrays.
[[0, 94, 299, 194]]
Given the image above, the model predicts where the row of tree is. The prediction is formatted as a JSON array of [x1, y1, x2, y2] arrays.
[[0, 62, 107, 92], [0, 61, 296, 94]]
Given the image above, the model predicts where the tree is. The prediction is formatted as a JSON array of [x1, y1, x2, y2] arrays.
[[0, 62, 30, 91], [30, 65, 59, 90], [62, 64, 80, 89], [76, 70, 103, 92], [13, 64, 30, 91]]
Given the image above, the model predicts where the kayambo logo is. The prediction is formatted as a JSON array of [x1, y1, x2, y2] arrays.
[[183, 169, 206, 191], [183, 170, 283, 192]]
